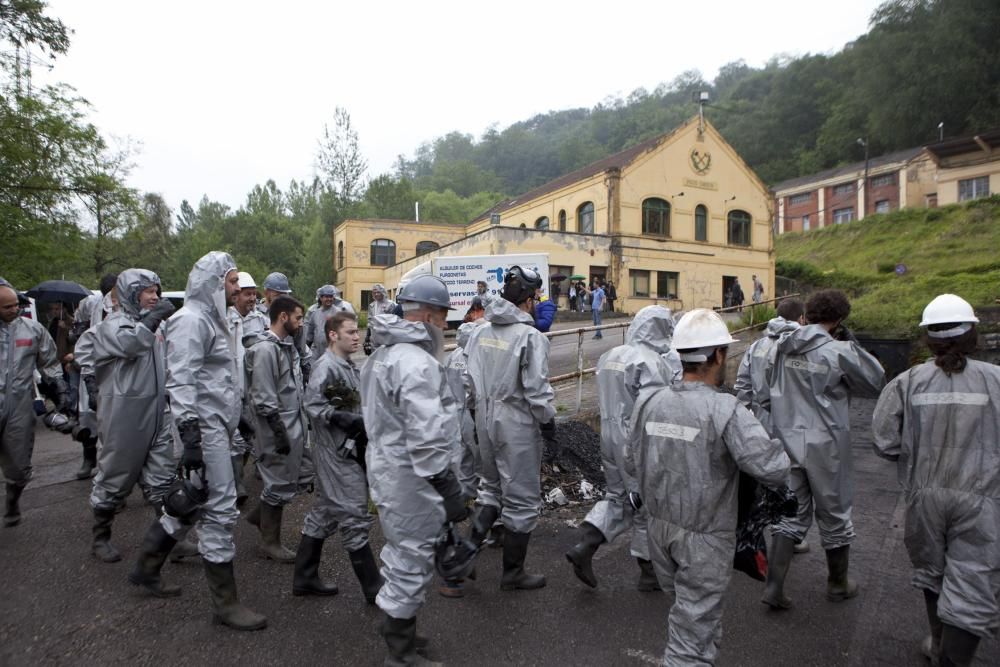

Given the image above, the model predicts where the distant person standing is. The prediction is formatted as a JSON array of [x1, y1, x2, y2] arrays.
[[731, 279, 745, 312], [568, 283, 577, 312], [752, 275, 764, 304], [590, 282, 606, 339], [606, 281, 617, 313]]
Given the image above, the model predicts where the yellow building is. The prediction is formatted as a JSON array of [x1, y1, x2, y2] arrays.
[[335, 116, 776, 314]]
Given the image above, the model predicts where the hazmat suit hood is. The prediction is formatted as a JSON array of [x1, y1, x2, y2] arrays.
[[626, 305, 675, 354], [74, 294, 102, 325], [765, 316, 800, 339], [456, 321, 478, 349], [116, 269, 161, 320], [370, 312, 443, 357], [484, 297, 534, 326], [184, 251, 236, 326], [776, 322, 832, 355]]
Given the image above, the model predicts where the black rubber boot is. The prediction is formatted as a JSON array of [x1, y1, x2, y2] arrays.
[[232, 454, 248, 508], [636, 558, 662, 592], [92, 507, 123, 562], [825, 545, 859, 601], [500, 530, 546, 591], [468, 504, 500, 546], [939, 623, 981, 667], [488, 523, 505, 548], [76, 438, 98, 480], [258, 502, 295, 563], [128, 520, 182, 597], [762, 534, 796, 609], [564, 521, 604, 588], [349, 543, 384, 604], [203, 560, 267, 631], [245, 502, 261, 528], [292, 535, 339, 596], [382, 614, 440, 666], [922, 589, 942, 665], [3, 483, 24, 527]]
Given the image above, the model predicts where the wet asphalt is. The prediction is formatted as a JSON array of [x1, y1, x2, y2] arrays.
[[1, 398, 997, 666]]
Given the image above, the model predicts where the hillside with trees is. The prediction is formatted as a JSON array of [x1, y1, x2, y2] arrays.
[[2, 0, 998, 300]]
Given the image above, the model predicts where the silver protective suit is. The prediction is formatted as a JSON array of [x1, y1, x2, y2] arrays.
[[872, 359, 1000, 638], [73, 294, 104, 432], [89, 270, 176, 510], [302, 349, 372, 550], [245, 329, 308, 506], [0, 316, 62, 487], [305, 300, 355, 361], [158, 251, 241, 564], [764, 324, 885, 548], [227, 306, 268, 455], [360, 313, 458, 619], [465, 298, 555, 533], [630, 382, 791, 666], [444, 322, 481, 499], [734, 316, 800, 434], [586, 306, 676, 559]]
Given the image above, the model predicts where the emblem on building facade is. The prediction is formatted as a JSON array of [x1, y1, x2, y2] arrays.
[[690, 148, 712, 175]]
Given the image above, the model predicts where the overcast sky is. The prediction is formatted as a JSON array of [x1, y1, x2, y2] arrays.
[[39, 0, 884, 212]]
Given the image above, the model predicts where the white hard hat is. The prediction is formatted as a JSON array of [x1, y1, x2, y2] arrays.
[[237, 272, 256, 289], [920, 294, 978, 338], [671, 308, 737, 362]]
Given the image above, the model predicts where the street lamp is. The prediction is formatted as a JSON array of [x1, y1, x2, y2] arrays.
[[857, 137, 869, 216]]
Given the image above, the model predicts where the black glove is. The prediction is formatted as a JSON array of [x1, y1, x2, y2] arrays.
[[264, 412, 291, 455], [834, 325, 858, 343], [178, 419, 204, 475], [237, 415, 255, 442], [427, 469, 468, 523], [349, 431, 368, 470], [41, 376, 71, 414], [329, 411, 364, 434], [300, 359, 311, 387], [83, 375, 98, 411], [139, 299, 176, 333], [363, 329, 373, 356]]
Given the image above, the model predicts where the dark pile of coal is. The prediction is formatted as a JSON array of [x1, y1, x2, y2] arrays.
[[542, 419, 605, 505]]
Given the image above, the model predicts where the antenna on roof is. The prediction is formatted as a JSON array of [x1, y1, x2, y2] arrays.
[[937, 121, 944, 142], [415, 201, 419, 222], [698, 92, 709, 135]]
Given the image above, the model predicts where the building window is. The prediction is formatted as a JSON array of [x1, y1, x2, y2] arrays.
[[490, 213, 501, 225], [695, 205, 708, 241], [534, 216, 549, 230], [415, 240, 439, 256], [577, 202, 594, 234], [337, 240, 344, 268], [802, 214, 810, 231], [833, 207, 854, 224], [360, 290, 372, 311], [641, 198, 670, 236], [727, 210, 751, 246], [630, 269, 650, 297], [558, 209, 566, 231], [370, 238, 396, 266], [870, 173, 895, 188], [519, 223, 526, 229], [789, 192, 811, 205], [874, 200, 891, 214], [656, 271, 679, 299], [833, 183, 854, 196], [958, 176, 990, 202]]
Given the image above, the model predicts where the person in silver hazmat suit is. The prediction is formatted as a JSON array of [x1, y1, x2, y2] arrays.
[[128, 251, 266, 632], [360, 274, 467, 665], [566, 305, 677, 591], [304, 284, 355, 362], [872, 294, 999, 667], [444, 320, 481, 500], [629, 308, 791, 666]]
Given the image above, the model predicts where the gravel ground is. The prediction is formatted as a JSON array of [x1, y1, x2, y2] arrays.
[[542, 419, 605, 505]]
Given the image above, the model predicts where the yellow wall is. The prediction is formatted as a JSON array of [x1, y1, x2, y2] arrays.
[[934, 160, 1000, 206]]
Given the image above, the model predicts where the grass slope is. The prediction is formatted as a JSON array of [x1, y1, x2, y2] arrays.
[[775, 195, 1000, 335]]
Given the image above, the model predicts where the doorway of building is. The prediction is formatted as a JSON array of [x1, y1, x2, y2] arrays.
[[722, 275, 737, 308], [589, 265, 607, 287]]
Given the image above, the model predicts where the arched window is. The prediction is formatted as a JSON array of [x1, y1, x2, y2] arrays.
[[370, 238, 396, 266], [534, 216, 549, 230], [415, 240, 439, 256], [577, 202, 594, 234], [641, 198, 670, 236], [727, 210, 751, 246], [337, 240, 344, 268], [519, 223, 527, 229], [695, 205, 708, 242], [558, 210, 566, 231]]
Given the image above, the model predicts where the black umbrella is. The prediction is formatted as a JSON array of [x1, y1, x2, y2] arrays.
[[26, 280, 92, 304], [550, 274, 568, 282]]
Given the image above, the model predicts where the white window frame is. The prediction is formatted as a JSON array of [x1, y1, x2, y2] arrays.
[[833, 207, 854, 224], [958, 176, 990, 202]]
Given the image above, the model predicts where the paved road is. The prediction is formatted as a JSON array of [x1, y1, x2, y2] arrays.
[[2, 399, 997, 666]]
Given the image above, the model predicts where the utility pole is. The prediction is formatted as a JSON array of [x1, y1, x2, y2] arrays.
[[857, 137, 869, 217]]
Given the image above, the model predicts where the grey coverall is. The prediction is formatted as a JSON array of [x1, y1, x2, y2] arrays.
[[465, 298, 555, 533], [733, 316, 799, 434], [586, 306, 676, 559], [360, 314, 459, 619], [227, 306, 268, 456], [301, 349, 373, 551], [158, 251, 242, 564], [305, 300, 355, 361], [245, 330, 308, 507], [630, 382, 790, 666], [89, 270, 176, 510], [0, 316, 62, 488], [873, 359, 1000, 638], [443, 321, 481, 499], [764, 324, 885, 548]]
